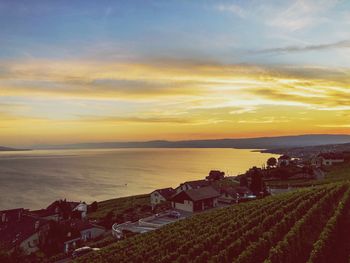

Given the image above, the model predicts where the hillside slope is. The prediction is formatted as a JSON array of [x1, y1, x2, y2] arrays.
[[0, 146, 27, 151], [36, 134, 350, 150], [76, 182, 350, 263]]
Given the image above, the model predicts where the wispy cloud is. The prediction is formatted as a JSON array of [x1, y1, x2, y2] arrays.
[[266, 0, 338, 31], [253, 39, 350, 54], [1, 58, 350, 145], [215, 3, 247, 18]]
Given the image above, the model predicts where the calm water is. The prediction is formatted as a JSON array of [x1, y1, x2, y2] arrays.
[[0, 148, 278, 210]]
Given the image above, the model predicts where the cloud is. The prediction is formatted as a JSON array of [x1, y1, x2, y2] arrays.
[[253, 39, 350, 54], [318, 124, 350, 128], [266, 0, 338, 31], [238, 117, 290, 124], [79, 115, 194, 124], [215, 3, 246, 18]]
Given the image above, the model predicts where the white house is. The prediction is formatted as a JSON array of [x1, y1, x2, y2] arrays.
[[218, 186, 253, 204], [277, 155, 291, 167], [79, 223, 105, 242], [170, 186, 220, 213], [175, 179, 210, 193], [73, 202, 88, 219], [312, 152, 344, 167], [64, 221, 106, 253], [150, 188, 176, 209]]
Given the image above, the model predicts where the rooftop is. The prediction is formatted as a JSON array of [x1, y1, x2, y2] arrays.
[[179, 179, 211, 189], [172, 186, 220, 202], [152, 188, 176, 200]]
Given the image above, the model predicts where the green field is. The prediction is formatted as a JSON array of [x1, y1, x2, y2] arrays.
[[88, 194, 150, 220], [77, 182, 350, 263]]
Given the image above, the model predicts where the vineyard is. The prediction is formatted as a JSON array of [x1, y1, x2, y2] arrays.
[[76, 182, 350, 263]]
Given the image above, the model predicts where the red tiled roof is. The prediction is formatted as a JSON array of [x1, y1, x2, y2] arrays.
[[171, 186, 220, 202], [0, 208, 25, 225], [0, 215, 49, 250], [152, 188, 176, 200], [180, 179, 211, 189]]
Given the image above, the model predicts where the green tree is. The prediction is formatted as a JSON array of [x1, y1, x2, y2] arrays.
[[267, 157, 277, 168], [239, 176, 248, 187], [250, 167, 263, 195]]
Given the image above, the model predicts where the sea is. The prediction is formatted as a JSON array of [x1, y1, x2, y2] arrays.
[[0, 148, 278, 210]]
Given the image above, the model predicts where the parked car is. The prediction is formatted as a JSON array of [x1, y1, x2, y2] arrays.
[[72, 246, 100, 258]]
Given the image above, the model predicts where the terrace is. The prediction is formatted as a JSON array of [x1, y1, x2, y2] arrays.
[[112, 210, 189, 238]]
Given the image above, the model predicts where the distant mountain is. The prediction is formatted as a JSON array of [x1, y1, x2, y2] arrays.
[[0, 146, 29, 151], [34, 134, 350, 150]]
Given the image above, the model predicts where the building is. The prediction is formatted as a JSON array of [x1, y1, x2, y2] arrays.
[[218, 186, 253, 204], [72, 202, 88, 219], [0, 208, 26, 225], [31, 200, 88, 221], [312, 152, 345, 167], [175, 179, 211, 193], [63, 220, 106, 253], [277, 155, 291, 167], [170, 186, 220, 212], [0, 213, 50, 255], [150, 188, 176, 209]]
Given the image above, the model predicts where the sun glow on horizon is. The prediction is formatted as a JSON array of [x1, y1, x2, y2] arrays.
[[1, 0, 350, 146]]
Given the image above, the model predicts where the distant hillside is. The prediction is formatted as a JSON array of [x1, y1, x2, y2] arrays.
[[34, 134, 350, 150], [0, 146, 29, 151], [262, 142, 350, 158]]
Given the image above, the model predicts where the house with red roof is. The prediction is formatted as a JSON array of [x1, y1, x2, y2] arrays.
[[0, 212, 50, 255], [150, 187, 176, 209], [277, 155, 291, 167], [170, 186, 220, 212], [218, 186, 253, 204], [175, 179, 211, 193], [312, 152, 345, 167]]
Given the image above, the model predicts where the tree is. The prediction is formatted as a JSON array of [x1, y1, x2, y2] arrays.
[[240, 176, 249, 187], [250, 167, 263, 195], [206, 170, 225, 181], [267, 157, 277, 168], [88, 201, 98, 213]]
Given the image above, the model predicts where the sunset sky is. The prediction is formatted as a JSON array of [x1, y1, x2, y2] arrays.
[[1, 0, 350, 147]]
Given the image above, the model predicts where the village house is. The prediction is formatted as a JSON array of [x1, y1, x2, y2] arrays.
[[170, 186, 220, 213], [175, 179, 211, 193], [0, 208, 26, 225], [0, 211, 50, 255], [312, 152, 345, 167], [277, 155, 291, 167], [218, 186, 253, 204], [30, 200, 88, 222], [63, 220, 106, 253], [150, 187, 176, 209]]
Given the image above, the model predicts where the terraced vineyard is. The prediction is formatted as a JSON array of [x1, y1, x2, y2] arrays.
[[76, 182, 350, 263]]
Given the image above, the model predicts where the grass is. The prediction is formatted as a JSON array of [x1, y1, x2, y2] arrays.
[[88, 194, 150, 220], [324, 162, 350, 181]]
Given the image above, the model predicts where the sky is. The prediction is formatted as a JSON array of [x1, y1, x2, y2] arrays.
[[1, 0, 350, 147]]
